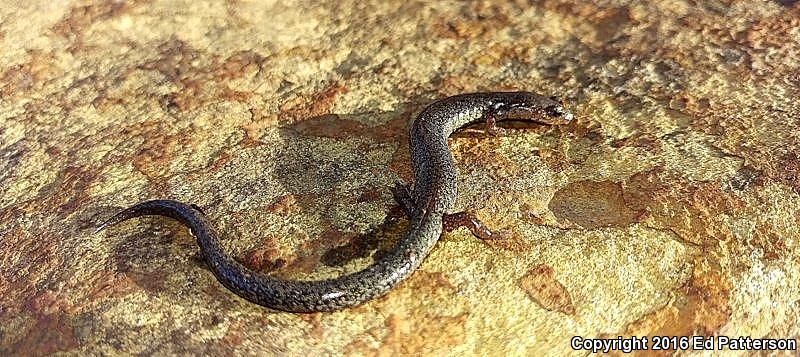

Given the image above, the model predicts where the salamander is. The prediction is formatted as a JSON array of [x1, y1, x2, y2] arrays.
[[95, 92, 574, 312]]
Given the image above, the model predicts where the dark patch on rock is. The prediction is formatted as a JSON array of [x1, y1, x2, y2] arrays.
[[773, 0, 798, 7], [356, 187, 383, 203], [321, 212, 406, 268], [777, 153, 800, 194], [518, 264, 575, 315], [0, 140, 27, 187], [727, 165, 763, 190], [549, 180, 643, 229]]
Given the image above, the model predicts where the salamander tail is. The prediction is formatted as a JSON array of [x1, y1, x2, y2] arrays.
[[94, 199, 199, 234]]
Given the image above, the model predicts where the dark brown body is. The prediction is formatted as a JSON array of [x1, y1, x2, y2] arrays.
[[96, 92, 573, 312]]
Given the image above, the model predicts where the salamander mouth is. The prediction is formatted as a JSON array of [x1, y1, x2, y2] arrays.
[[505, 107, 574, 124]]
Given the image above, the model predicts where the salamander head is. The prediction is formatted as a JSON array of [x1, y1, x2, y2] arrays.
[[492, 92, 574, 125]]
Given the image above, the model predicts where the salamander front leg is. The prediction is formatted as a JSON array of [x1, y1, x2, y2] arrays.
[[485, 113, 507, 136], [391, 181, 507, 240], [443, 211, 509, 240]]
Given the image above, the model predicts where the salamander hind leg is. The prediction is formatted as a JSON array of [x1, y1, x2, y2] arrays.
[[391, 180, 416, 218], [443, 211, 509, 240], [190, 203, 205, 214]]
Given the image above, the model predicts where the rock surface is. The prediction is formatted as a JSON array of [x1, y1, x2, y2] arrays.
[[1, 0, 799, 355]]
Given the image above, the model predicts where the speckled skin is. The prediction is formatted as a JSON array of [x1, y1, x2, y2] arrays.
[[96, 92, 573, 312]]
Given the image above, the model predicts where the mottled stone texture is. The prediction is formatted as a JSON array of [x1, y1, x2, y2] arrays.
[[1, 0, 798, 355]]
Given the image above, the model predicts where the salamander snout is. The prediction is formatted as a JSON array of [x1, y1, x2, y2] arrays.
[[493, 93, 574, 125], [545, 100, 574, 124]]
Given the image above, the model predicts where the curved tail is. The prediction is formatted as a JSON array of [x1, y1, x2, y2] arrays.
[[95, 199, 442, 312]]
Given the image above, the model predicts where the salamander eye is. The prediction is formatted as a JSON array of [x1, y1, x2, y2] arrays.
[[546, 105, 565, 117]]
